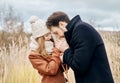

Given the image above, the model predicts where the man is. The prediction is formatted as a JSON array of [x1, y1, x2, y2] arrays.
[[46, 11, 114, 83]]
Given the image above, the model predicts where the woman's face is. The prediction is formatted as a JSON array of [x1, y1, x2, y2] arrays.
[[44, 32, 52, 41]]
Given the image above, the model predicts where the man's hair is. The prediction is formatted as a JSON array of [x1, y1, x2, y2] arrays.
[[46, 11, 70, 28]]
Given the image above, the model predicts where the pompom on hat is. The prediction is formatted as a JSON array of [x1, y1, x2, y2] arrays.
[[29, 16, 50, 39], [29, 16, 39, 24]]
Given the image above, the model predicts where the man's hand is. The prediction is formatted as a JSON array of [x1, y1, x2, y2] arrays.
[[55, 40, 69, 52]]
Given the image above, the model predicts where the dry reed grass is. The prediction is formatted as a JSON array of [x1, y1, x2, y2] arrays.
[[0, 30, 120, 83]]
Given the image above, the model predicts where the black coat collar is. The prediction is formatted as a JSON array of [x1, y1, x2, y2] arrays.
[[64, 15, 82, 45], [66, 15, 81, 31]]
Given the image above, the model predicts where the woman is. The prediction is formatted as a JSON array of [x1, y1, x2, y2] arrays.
[[28, 16, 66, 83]]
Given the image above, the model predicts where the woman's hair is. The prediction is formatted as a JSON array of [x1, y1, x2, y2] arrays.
[[36, 36, 48, 57], [46, 11, 70, 28]]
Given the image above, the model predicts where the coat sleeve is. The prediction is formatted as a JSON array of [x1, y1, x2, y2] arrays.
[[29, 49, 61, 75], [63, 25, 96, 75]]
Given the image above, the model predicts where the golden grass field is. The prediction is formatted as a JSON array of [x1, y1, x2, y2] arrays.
[[0, 30, 120, 83]]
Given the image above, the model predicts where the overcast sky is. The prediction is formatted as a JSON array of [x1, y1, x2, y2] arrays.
[[0, 0, 120, 31]]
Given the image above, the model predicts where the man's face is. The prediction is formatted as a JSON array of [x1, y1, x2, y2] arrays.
[[50, 26, 64, 39], [50, 21, 67, 39]]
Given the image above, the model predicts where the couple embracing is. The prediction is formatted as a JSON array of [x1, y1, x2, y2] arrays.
[[28, 11, 114, 83]]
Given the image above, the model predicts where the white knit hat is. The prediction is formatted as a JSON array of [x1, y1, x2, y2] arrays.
[[29, 16, 39, 24], [29, 16, 50, 39]]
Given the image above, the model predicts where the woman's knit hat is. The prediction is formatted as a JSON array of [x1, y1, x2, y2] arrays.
[[29, 16, 50, 39]]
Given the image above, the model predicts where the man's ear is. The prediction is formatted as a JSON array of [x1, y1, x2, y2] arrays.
[[59, 21, 67, 31], [59, 21, 64, 28]]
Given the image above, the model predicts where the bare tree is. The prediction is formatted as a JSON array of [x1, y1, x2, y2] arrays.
[[1, 1, 23, 32]]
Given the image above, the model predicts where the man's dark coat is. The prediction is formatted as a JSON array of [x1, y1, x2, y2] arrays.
[[63, 15, 114, 83]]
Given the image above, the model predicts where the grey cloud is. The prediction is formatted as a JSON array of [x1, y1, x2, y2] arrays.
[[1, 0, 120, 30]]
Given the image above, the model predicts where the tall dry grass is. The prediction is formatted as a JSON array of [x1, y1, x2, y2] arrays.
[[99, 31, 120, 83], [0, 30, 120, 83]]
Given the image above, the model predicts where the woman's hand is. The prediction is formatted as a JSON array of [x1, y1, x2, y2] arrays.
[[30, 51, 40, 56], [52, 48, 61, 57]]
